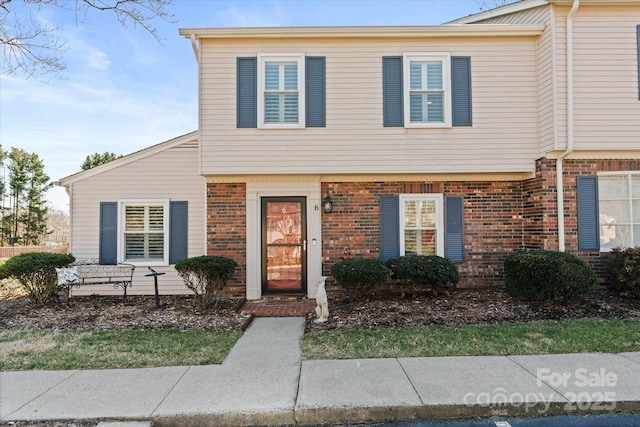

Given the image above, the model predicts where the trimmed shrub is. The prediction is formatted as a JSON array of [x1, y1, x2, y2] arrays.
[[330, 258, 389, 299], [386, 255, 459, 296], [607, 247, 640, 300], [0, 252, 75, 305], [175, 255, 238, 308], [504, 249, 596, 304]]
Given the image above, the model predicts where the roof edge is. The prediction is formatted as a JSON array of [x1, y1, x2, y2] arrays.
[[179, 24, 546, 39], [447, 0, 548, 24], [56, 130, 199, 187]]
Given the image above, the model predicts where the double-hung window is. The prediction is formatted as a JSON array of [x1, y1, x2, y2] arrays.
[[399, 194, 444, 256], [403, 53, 451, 127], [121, 201, 168, 264], [598, 173, 640, 250], [258, 54, 305, 128]]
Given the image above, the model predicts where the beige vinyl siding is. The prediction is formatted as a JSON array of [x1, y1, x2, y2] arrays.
[[199, 36, 540, 176], [570, 5, 640, 151], [68, 143, 205, 296], [535, 7, 558, 155]]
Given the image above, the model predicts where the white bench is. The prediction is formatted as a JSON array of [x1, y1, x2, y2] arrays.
[[56, 263, 135, 303]]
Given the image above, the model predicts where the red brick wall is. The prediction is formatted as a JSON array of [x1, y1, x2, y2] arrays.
[[445, 181, 524, 286], [321, 180, 525, 287], [206, 182, 246, 297], [204, 159, 639, 296], [523, 158, 558, 250]]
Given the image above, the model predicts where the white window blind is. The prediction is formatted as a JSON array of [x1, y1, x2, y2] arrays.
[[599, 174, 640, 249], [409, 61, 444, 123], [403, 53, 451, 128], [124, 205, 165, 261], [264, 61, 299, 123], [400, 195, 444, 256]]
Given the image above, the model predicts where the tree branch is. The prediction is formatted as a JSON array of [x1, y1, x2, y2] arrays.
[[0, 0, 173, 78]]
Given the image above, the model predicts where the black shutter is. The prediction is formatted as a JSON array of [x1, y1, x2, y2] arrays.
[[577, 176, 600, 250], [445, 196, 465, 263], [380, 195, 400, 261], [451, 56, 472, 127], [237, 57, 257, 128], [306, 56, 326, 127], [99, 202, 118, 265], [382, 56, 403, 127], [170, 201, 188, 264]]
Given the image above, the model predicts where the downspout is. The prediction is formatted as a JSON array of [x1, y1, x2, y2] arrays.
[[556, 0, 580, 252]]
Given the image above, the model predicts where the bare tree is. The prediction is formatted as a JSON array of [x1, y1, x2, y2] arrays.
[[45, 205, 69, 246], [0, 0, 174, 78]]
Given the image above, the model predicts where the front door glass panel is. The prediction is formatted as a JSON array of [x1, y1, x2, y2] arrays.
[[262, 198, 306, 292]]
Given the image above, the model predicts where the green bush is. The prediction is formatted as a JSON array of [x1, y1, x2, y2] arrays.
[[0, 252, 75, 305], [607, 247, 640, 300], [175, 255, 238, 308], [504, 249, 596, 304], [386, 255, 459, 296], [330, 258, 389, 299]]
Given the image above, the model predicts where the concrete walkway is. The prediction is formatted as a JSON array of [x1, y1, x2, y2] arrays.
[[2, 318, 640, 426]]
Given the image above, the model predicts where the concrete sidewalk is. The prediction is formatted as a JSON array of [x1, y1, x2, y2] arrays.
[[2, 318, 640, 426]]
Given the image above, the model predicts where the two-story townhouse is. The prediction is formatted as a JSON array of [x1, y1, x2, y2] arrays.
[[57, 0, 640, 301]]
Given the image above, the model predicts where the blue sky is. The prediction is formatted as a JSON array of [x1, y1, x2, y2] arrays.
[[0, 0, 492, 211]]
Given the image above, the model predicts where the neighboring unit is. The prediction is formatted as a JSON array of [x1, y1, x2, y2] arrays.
[[57, 0, 640, 300]]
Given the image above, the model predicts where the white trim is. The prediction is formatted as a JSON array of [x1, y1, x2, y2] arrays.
[[597, 171, 640, 177], [257, 53, 306, 129], [180, 25, 546, 39], [596, 172, 640, 251], [399, 194, 445, 256], [403, 53, 452, 128], [118, 199, 170, 266], [246, 179, 322, 300]]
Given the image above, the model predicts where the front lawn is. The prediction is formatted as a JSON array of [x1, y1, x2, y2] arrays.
[[302, 318, 640, 360], [0, 329, 242, 370]]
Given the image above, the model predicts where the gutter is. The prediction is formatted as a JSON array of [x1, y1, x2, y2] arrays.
[[556, 0, 580, 252]]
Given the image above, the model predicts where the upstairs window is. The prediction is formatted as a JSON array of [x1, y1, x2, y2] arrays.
[[404, 53, 451, 127], [383, 54, 470, 128], [258, 54, 305, 128]]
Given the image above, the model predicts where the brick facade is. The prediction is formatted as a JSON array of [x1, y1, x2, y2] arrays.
[[206, 159, 639, 296], [206, 182, 246, 297]]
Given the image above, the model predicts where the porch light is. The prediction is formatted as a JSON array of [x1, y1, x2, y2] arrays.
[[323, 191, 333, 213]]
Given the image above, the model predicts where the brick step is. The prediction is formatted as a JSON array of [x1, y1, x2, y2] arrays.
[[240, 298, 316, 318]]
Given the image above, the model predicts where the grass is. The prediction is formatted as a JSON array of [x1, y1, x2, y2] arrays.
[[302, 318, 640, 360], [0, 329, 242, 371], [2, 314, 639, 371]]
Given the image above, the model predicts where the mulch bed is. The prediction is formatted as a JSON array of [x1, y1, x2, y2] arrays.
[[0, 294, 247, 331], [304, 285, 640, 332], [1, 286, 639, 333]]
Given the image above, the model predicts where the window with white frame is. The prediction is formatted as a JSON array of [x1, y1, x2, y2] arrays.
[[121, 201, 168, 264], [598, 173, 640, 250], [400, 194, 444, 256], [258, 53, 305, 128], [404, 53, 451, 128]]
